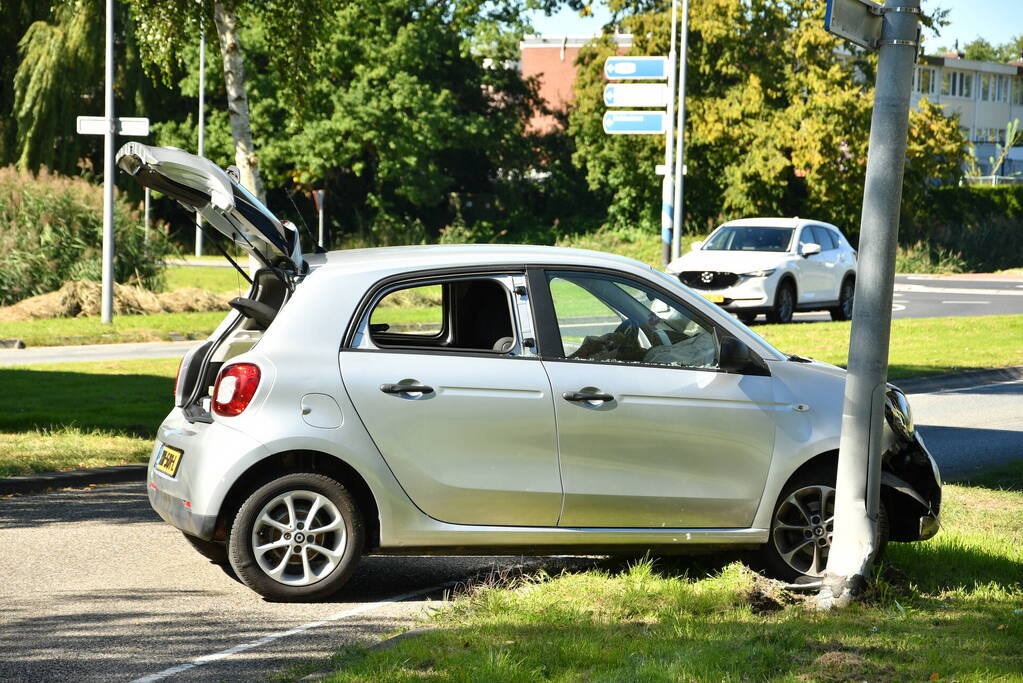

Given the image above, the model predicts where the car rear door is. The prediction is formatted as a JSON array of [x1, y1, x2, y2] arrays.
[[339, 273, 563, 527], [530, 268, 779, 529]]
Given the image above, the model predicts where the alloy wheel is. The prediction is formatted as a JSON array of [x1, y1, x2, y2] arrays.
[[250, 489, 348, 586], [771, 484, 835, 578]]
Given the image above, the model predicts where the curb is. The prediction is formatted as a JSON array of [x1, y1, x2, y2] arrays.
[[299, 627, 440, 681], [892, 365, 1023, 395], [0, 464, 147, 495]]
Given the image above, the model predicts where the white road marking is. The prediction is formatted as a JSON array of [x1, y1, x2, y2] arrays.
[[895, 284, 1023, 296], [129, 582, 453, 683], [940, 300, 990, 305], [929, 378, 1023, 395], [892, 303, 906, 311]]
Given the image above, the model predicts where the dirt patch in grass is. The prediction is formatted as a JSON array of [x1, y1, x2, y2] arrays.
[[803, 647, 897, 682], [0, 280, 228, 321]]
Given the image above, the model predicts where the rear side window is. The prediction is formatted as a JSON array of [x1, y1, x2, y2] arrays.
[[367, 278, 516, 353]]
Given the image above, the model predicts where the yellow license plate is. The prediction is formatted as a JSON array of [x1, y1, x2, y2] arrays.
[[155, 445, 183, 477], [702, 294, 725, 304]]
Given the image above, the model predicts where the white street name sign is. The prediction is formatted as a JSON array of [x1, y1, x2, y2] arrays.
[[604, 56, 669, 80], [603, 83, 670, 108], [76, 116, 151, 137]]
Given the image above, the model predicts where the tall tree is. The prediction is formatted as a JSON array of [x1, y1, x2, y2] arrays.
[[569, 0, 965, 238]]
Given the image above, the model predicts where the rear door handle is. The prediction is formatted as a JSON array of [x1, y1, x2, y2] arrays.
[[563, 391, 614, 403], [380, 383, 434, 395]]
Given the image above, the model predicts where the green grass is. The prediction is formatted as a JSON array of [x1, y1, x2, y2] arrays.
[[295, 464, 1023, 682], [0, 311, 226, 347], [0, 427, 152, 477], [757, 314, 1023, 380], [164, 264, 250, 295]]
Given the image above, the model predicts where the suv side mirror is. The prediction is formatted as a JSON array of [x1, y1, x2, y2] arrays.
[[718, 336, 753, 373], [690, 240, 703, 251], [800, 242, 822, 257]]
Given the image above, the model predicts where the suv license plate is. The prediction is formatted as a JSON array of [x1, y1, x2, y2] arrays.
[[155, 445, 183, 477], [703, 294, 725, 303]]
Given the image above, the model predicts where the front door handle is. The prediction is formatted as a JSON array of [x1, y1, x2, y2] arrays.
[[380, 383, 434, 395], [563, 391, 614, 403]]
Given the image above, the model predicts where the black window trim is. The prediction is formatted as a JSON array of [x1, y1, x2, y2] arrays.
[[526, 265, 770, 376], [342, 266, 529, 358]]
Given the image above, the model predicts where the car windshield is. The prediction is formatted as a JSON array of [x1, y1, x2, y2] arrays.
[[702, 226, 793, 252]]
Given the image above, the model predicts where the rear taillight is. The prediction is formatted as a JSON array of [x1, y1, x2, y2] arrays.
[[173, 357, 184, 397], [212, 363, 261, 417]]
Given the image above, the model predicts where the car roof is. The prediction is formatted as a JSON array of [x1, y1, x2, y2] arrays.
[[305, 243, 656, 276], [717, 217, 839, 230]]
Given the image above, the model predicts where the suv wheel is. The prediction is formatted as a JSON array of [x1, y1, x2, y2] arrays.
[[737, 312, 758, 325], [830, 278, 855, 321], [761, 465, 888, 583], [228, 472, 364, 602], [767, 281, 795, 324]]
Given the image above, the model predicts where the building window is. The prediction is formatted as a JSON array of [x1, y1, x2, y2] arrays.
[[1013, 78, 1023, 106], [914, 67, 936, 94], [941, 71, 972, 98], [980, 74, 1009, 103], [975, 128, 1007, 145]]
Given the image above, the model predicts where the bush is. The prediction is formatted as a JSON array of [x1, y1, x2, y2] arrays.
[[0, 167, 171, 305]]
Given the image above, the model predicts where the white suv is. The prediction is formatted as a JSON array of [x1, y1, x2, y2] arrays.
[[666, 218, 857, 324]]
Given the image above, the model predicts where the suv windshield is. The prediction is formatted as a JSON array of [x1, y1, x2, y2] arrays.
[[703, 226, 793, 252]]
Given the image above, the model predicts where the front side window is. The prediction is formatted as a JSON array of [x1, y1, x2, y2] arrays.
[[546, 272, 718, 369], [811, 226, 837, 251], [367, 277, 515, 352], [703, 226, 793, 253]]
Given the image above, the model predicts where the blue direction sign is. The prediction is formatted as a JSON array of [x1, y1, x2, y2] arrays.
[[603, 111, 667, 135], [604, 83, 669, 108], [604, 56, 669, 80]]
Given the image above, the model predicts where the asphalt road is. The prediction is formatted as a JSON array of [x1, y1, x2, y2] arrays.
[[1, 377, 1020, 681]]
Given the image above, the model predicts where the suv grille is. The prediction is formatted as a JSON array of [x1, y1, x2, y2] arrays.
[[678, 271, 739, 290]]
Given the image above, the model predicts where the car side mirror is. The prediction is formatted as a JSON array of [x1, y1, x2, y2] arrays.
[[690, 241, 703, 251], [800, 242, 822, 257], [718, 336, 753, 373]]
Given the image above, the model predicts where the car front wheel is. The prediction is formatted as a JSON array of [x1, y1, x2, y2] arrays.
[[761, 466, 888, 583], [767, 281, 795, 324], [228, 472, 363, 602]]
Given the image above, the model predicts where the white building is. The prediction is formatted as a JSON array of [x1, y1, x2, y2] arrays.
[[912, 52, 1023, 177]]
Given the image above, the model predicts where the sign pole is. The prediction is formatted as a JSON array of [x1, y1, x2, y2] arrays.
[[817, 0, 921, 609], [660, 0, 678, 267], [670, 0, 690, 262], [195, 32, 206, 258], [101, 0, 115, 324], [144, 187, 151, 244]]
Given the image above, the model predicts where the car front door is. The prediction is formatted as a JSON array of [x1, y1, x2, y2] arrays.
[[531, 268, 779, 529], [795, 227, 830, 302], [339, 273, 562, 527]]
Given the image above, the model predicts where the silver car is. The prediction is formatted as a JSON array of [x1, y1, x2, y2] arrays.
[[119, 144, 941, 602]]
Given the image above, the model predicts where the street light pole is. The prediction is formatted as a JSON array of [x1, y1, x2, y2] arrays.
[[817, 0, 921, 609], [670, 0, 690, 262], [101, 0, 115, 324], [195, 31, 206, 258], [660, 0, 678, 267]]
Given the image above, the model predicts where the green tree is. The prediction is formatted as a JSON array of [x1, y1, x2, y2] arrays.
[[569, 0, 966, 239], [963, 37, 999, 62]]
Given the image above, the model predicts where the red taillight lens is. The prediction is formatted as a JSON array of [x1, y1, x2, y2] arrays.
[[173, 357, 184, 397], [212, 363, 261, 417]]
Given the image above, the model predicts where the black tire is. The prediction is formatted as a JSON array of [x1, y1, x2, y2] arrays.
[[183, 532, 229, 565], [760, 464, 888, 583], [766, 281, 795, 324], [829, 277, 855, 321], [228, 472, 364, 602], [737, 312, 758, 325]]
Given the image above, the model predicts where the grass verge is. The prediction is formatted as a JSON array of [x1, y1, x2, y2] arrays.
[[0, 427, 151, 477], [756, 314, 1023, 380], [297, 464, 1023, 682], [164, 264, 250, 295], [0, 310, 225, 347]]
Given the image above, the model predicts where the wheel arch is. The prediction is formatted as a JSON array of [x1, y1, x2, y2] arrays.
[[213, 450, 380, 552]]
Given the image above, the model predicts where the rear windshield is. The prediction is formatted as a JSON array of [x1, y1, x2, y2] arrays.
[[703, 226, 794, 252]]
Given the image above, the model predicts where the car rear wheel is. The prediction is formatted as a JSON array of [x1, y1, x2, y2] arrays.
[[761, 465, 888, 583], [830, 278, 855, 321], [767, 281, 795, 324], [228, 472, 363, 602]]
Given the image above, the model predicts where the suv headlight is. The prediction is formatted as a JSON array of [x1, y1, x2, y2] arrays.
[[742, 269, 776, 278], [885, 387, 915, 440]]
